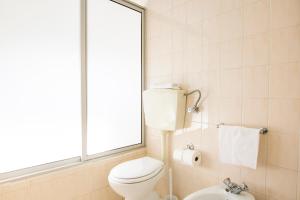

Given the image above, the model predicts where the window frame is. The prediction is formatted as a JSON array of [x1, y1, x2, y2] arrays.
[[0, 0, 145, 183]]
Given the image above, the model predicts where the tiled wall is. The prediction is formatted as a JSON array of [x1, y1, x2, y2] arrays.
[[145, 0, 300, 200], [0, 148, 146, 200]]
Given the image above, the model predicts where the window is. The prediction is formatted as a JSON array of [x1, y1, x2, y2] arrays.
[[87, 0, 142, 155], [0, 0, 144, 180]]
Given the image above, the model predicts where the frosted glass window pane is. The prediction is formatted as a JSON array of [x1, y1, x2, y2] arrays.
[[0, 0, 81, 173], [87, 0, 142, 155]]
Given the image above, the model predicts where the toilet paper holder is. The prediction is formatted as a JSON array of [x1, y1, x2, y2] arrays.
[[185, 144, 195, 150], [173, 144, 201, 166]]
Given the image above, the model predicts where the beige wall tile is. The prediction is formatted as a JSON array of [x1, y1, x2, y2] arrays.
[[201, 0, 221, 20], [201, 97, 220, 125], [218, 164, 241, 183], [104, 187, 122, 200], [146, 12, 169, 40], [146, 53, 173, 77], [269, 62, 300, 98], [71, 167, 96, 197], [89, 188, 107, 200], [172, 2, 187, 25], [270, 26, 300, 64], [266, 165, 297, 200], [73, 193, 91, 200], [171, 26, 185, 53], [186, 0, 203, 27], [1, 180, 28, 194], [89, 163, 107, 190], [220, 0, 243, 12], [243, 66, 268, 98], [155, 173, 168, 197], [199, 69, 220, 97], [200, 127, 219, 171], [146, 35, 172, 58], [190, 168, 219, 192], [298, 172, 300, 200], [145, 0, 172, 13], [185, 31, 203, 73], [253, 192, 266, 200], [244, 0, 262, 5], [298, 136, 300, 172], [173, 164, 197, 198], [244, 0, 270, 36], [185, 49, 202, 73], [172, 129, 201, 150], [219, 97, 242, 124], [220, 39, 243, 69], [1, 180, 29, 200], [146, 128, 162, 159], [172, 52, 185, 76], [268, 99, 300, 135], [203, 43, 220, 70], [220, 69, 242, 97], [172, 0, 189, 7], [268, 132, 299, 170], [28, 176, 64, 200], [242, 98, 268, 127], [183, 72, 202, 92], [145, 0, 300, 198], [203, 17, 221, 44], [2, 188, 28, 200], [271, 0, 300, 29], [146, 75, 172, 90], [241, 163, 266, 195], [243, 34, 269, 67], [220, 9, 243, 41]]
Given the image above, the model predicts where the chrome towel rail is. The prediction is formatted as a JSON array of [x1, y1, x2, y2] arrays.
[[216, 123, 268, 134]]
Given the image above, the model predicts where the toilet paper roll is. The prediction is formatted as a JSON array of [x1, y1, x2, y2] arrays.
[[172, 149, 201, 166], [173, 149, 183, 161], [182, 149, 201, 166]]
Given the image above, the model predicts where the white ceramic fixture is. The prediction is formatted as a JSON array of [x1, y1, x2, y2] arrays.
[[108, 156, 165, 200], [143, 88, 186, 162], [108, 88, 185, 200], [184, 185, 255, 200], [143, 88, 186, 131]]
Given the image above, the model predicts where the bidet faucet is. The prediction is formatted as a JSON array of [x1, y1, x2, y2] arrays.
[[223, 178, 248, 194]]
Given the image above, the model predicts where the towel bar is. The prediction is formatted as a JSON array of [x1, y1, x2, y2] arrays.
[[216, 123, 268, 134]]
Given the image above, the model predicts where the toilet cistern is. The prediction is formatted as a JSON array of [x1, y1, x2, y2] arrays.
[[143, 87, 186, 162]]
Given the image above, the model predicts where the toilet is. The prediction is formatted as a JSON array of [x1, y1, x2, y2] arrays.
[[108, 156, 165, 200], [108, 88, 185, 200]]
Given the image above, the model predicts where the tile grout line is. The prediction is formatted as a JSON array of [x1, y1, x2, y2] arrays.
[[240, 0, 246, 184], [265, 0, 271, 199]]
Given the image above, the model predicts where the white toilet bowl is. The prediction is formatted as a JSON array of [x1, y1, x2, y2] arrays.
[[108, 156, 165, 200]]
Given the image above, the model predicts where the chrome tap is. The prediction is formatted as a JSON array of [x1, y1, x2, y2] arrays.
[[223, 178, 248, 195]]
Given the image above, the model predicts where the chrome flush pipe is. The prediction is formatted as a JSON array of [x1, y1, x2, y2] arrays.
[[184, 89, 201, 113]]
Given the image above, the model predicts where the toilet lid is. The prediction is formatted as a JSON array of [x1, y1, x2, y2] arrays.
[[110, 156, 164, 180]]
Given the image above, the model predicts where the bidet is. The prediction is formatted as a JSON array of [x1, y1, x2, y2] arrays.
[[184, 184, 255, 200]]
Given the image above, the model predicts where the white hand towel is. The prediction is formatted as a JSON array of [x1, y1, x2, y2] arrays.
[[218, 125, 260, 169]]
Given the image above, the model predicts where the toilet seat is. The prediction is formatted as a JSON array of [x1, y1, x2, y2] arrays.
[[109, 156, 164, 184]]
